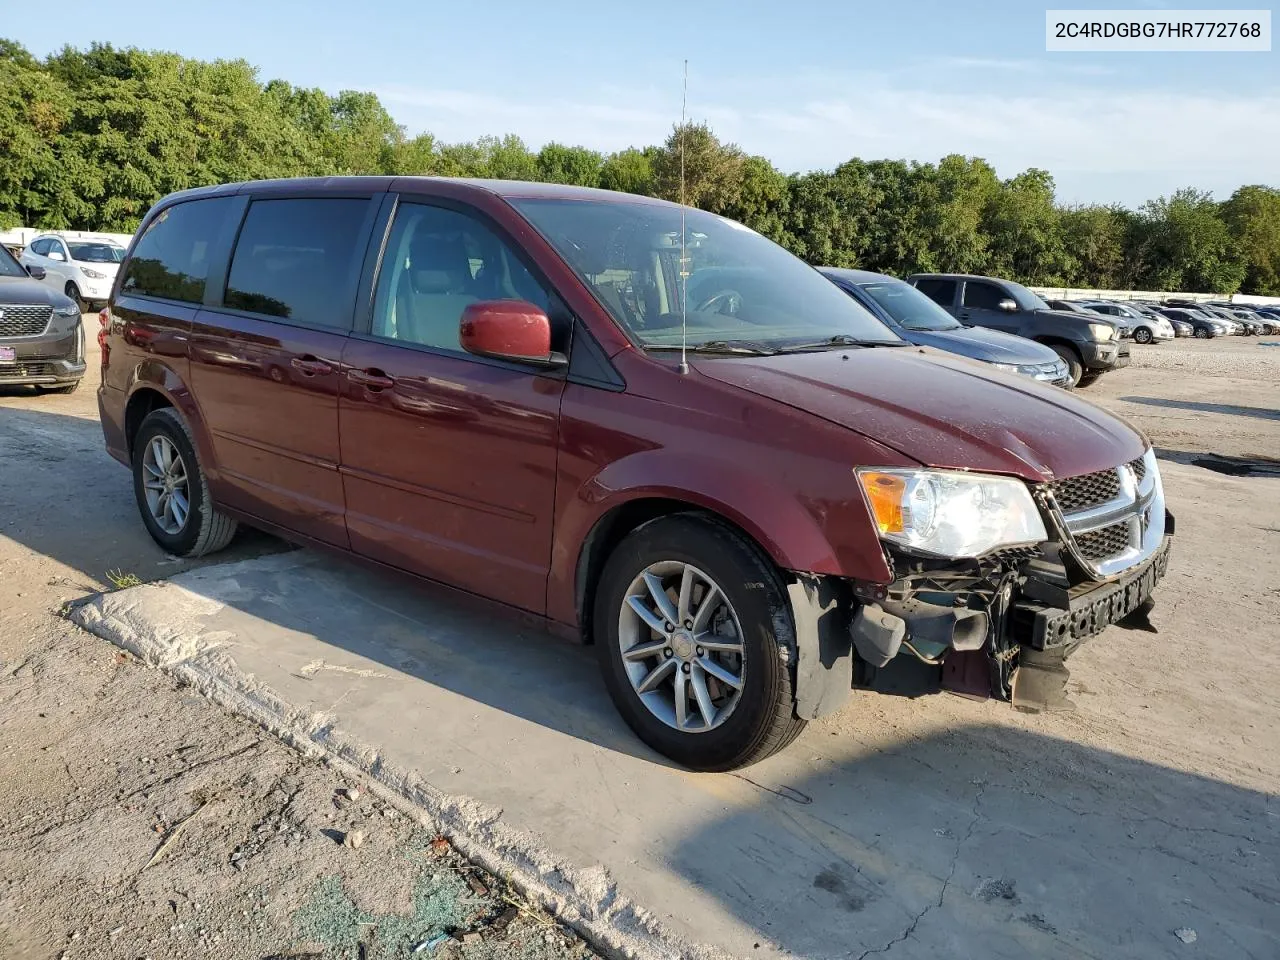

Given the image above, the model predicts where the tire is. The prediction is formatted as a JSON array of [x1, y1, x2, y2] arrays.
[[1133, 327, 1153, 345], [37, 380, 81, 395], [64, 282, 86, 315], [1048, 344, 1083, 386], [132, 407, 237, 557], [1193, 327, 1209, 339], [1077, 371, 1103, 388], [594, 514, 806, 771]]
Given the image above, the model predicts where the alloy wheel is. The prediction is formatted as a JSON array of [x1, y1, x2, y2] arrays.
[[141, 435, 190, 534], [617, 561, 745, 733]]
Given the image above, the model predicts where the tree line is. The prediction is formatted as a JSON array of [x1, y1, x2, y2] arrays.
[[2, 40, 1278, 295]]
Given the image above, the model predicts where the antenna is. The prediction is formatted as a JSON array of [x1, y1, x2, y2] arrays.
[[677, 58, 690, 376]]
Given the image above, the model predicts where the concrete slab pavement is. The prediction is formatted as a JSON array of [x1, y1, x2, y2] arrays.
[[71, 461, 1280, 960]]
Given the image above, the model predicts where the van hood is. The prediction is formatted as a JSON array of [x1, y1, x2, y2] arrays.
[[693, 347, 1146, 482]]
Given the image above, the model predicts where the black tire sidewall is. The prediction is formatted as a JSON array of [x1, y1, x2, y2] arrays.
[[132, 410, 209, 556], [594, 515, 796, 771], [1049, 344, 1083, 386], [65, 282, 85, 312]]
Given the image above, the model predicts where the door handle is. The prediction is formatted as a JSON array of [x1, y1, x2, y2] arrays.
[[348, 368, 395, 390], [291, 355, 333, 376]]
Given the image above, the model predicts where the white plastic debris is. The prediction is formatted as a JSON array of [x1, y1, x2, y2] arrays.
[[1174, 928, 1197, 944]]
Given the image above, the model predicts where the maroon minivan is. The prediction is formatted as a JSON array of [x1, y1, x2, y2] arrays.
[[98, 178, 1172, 770]]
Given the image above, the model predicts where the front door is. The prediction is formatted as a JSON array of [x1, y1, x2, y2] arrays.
[[959, 279, 1020, 333], [189, 193, 379, 547], [338, 199, 567, 614]]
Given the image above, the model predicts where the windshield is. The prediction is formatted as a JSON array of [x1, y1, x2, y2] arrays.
[[67, 242, 124, 264], [510, 198, 900, 349], [0, 244, 27, 279], [857, 279, 962, 331], [1005, 280, 1050, 311]]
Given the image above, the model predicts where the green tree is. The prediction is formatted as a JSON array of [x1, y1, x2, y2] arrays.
[[598, 147, 657, 196], [981, 169, 1071, 284], [1130, 188, 1245, 293], [1059, 205, 1127, 289], [651, 123, 744, 212], [535, 143, 603, 186], [1221, 185, 1280, 296]]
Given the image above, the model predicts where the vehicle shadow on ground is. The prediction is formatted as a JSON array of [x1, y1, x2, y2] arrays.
[[1121, 395, 1280, 421], [0, 405, 288, 591], [675, 723, 1280, 959]]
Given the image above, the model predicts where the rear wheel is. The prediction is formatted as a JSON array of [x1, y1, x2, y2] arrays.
[[594, 514, 805, 771], [1133, 327, 1153, 344], [1048, 344, 1083, 386], [132, 408, 238, 557]]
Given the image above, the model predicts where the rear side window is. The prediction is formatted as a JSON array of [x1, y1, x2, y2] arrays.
[[121, 197, 233, 303], [962, 281, 1006, 310], [223, 198, 369, 329], [914, 278, 956, 307]]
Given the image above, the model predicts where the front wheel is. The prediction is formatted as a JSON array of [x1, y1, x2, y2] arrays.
[[132, 408, 238, 557], [64, 282, 86, 315], [1193, 327, 1209, 339], [37, 380, 81, 395], [1133, 327, 1153, 344], [1078, 371, 1103, 388], [594, 514, 806, 771], [1048, 344, 1083, 386]]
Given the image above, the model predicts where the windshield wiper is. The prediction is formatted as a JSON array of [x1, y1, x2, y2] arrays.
[[776, 334, 908, 352], [648, 340, 778, 356]]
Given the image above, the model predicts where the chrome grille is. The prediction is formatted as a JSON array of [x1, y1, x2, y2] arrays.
[[1075, 522, 1131, 561], [1051, 469, 1120, 511], [0, 304, 53, 337], [1050, 450, 1165, 579]]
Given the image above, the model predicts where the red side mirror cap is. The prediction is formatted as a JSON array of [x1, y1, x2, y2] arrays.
[[460, 300, 562, 367]]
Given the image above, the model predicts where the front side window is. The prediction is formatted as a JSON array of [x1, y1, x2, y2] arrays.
[[510, 198, 897, 349], [224, 198, 369, 328], [962, 281, 1007, 310], [0, 243, 26, 278], [28, 238, 51, 256], [913, 278, 957, 308], [371, 202, 559, 353], [121, 197, 234, 304], [858, 280, 961, 331]]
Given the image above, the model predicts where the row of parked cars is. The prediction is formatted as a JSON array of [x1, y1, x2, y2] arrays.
[[1046, 296, 1280, 340]]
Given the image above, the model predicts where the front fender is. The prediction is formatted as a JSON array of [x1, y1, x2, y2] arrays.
[[546, 447, 893, 628]]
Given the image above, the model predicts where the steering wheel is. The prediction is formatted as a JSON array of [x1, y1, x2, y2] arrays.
[[695, 289, 743, 316]]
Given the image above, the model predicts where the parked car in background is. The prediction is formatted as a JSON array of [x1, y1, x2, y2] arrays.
[[906, 273, 1127, 386], [820, 268, 1072, 387], [1165, 316, 1194, 337], [1128, 301, 1191, 336], [1044, 299, 1103, 315], [96, 177, 1172, 770], [19, 233, 126, 313], [0, 242, 86, 393], [1077, 300, 1175, 344], [1158, 307, 1226, 338], [1164, 300, 1242, 335]]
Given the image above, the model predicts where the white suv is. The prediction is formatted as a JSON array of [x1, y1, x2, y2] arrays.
[[1078, 300, 1175, 344], [19, 233, 126, 312]]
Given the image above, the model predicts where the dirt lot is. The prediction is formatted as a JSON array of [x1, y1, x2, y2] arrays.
[[1, 334, 1277, 959]]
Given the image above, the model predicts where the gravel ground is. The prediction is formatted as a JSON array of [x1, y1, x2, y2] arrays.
[[0, 329, 1276, 960]]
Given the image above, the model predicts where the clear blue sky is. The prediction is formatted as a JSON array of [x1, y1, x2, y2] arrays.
[[12, 0, 1279, 206]]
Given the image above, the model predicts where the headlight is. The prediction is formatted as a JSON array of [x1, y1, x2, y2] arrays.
[[857, 468, 1048, 558], [1088, 322, 1114, 341], [81, 267, 107, 280], [54, 302, 81, 318]]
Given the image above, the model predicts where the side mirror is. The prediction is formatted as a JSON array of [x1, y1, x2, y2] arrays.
[[47, 250, 66, 262], [25, 264, 46, 280], [460, 300, 565, 368], [998, 298, 1018, 312]]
